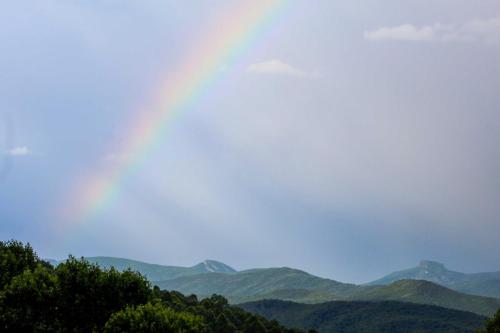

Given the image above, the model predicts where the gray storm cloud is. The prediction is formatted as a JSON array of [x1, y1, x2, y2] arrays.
[[1, 0, 499, 282]]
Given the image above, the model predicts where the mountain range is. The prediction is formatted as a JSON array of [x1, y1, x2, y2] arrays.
[[369, 260, 500, 298], [47, 256, 500, 317], [156, 267, 500, 316]]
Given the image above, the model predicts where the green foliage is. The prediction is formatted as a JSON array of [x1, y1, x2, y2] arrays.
[[0, 264, 57, 332], [54, 256, 152, 332], [0, 254, 152, 332], [0, 240, 48, 289], [103, 302, 206, 333], [0, 240, 301, 333], [156, 290, 303, 333], [241, 299, 488, 333], [477, 310, 500, 333]]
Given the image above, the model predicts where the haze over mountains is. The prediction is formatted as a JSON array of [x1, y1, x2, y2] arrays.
[[51, 256, 500, 317], [156, 268, 500, 317], [369, 260, 500, 298]]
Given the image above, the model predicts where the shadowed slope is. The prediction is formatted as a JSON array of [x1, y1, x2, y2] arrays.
[[240, 299, 487, 333]]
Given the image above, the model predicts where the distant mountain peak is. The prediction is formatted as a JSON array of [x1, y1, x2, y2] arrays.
[[368, 260, 500, 299], [192, 260, 237, 273], [367, 260, 461, 288], [419, 260, 447, 271]]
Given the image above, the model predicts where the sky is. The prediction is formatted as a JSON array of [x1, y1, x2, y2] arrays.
[[1, 0, 499, 284]]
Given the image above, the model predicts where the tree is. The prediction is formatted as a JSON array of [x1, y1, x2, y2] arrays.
[[54, 256, 152, 332], [477, 309, 500, 333], [0, 264, 57, 332], [0, 240, 46, 289], [243, 315, 267, 333], [103, 302, 206, 333], [213, 313, 238, 333], [0, 240, 303, 333]]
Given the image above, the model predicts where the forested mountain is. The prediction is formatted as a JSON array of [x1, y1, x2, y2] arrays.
[[155, 267, 360, 301], [50, 255, 500, 311], [157, 270, 500, 316], [369, 260, 500, 298], [345, 279, 500, 317], [240, 299, 487, 333], [48, 256, 500, 316], [4, 240, 500, 332], [49, 257, 236, 281]]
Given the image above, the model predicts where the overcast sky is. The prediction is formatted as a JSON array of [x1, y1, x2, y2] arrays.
[[1, 0, 499, 283]]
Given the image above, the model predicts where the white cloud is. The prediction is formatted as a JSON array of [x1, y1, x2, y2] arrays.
[[365, 17, 500, 44], [246, 59, 319, 78], [5, 146, 31, 156], [364, 24, 437, 41]]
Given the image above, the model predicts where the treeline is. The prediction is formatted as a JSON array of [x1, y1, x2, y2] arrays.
[[241, 299, 500, 333], [0, 240, 311, 332]]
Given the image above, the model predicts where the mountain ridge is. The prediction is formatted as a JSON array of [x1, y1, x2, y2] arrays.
[[155, 266, 360, 301], [47, 256, 237, 281], [45, 256, 500, 316], [239, 299, 487, 333], [156, 270, 500, 316], [369, 260, 500, 298]]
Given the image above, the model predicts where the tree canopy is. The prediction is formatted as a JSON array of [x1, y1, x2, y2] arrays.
[[477, 310, 500, 333], [0, 239, 303, 332]]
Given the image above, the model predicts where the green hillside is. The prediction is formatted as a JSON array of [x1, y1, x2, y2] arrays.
[[157, 270, 500, 316], [347, 279, 500, 317], [457, 279, 500, 299], [369, 260, 500, 298], [155, 267, 360, 301], [240, 299, 487, 333], [236, 289, 339, 304], [50, 257, 500, 317]]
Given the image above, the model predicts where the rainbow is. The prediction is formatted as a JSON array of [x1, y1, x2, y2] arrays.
[[63, 0, 288, 223]]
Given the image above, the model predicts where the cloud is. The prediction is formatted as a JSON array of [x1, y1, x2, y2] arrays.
[[246, 60, 319, 78], [364, 24, 437, 41], [5, 146, 31, 156], [450, 17, 500, 44], [365, 17, 500, 44]]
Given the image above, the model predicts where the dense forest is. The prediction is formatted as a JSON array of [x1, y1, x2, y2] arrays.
[[241, 299, 497, 333], [0, 240, 310, 332]]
